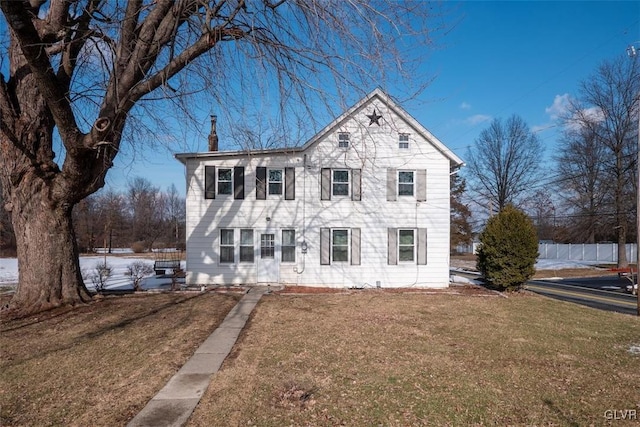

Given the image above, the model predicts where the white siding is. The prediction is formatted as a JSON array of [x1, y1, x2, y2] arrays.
[[182, 95, 455, 288]]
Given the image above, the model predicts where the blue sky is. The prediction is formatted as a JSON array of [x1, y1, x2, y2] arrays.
[[97, 1, 639, 195]]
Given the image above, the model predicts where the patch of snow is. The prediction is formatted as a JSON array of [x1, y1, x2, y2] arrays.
[[0, 255, 185, 291], [450, 274, 483, 285], [628, 344, 640, 356], [535, 259, 604, 270]]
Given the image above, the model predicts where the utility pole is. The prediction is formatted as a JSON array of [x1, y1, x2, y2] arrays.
[[626, 42, 640, 316]]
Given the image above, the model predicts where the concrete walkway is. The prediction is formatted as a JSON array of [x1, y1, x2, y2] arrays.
[[127, 287, 269, 427]]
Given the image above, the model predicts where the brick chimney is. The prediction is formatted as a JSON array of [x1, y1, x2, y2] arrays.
[[208, 115, 218, 151]]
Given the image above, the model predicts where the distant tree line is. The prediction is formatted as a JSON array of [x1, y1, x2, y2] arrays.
[[0, 177, 185, 256], [463, 54, 639, 266]]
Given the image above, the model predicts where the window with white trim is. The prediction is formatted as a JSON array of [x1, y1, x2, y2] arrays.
[[398, 229, 415, 262], [219, 229, 234, 263], [338, 132, 350, 149], [239, 229, 254, 263], [260, 234, 275, 259], [217, 168, 232, 195], [268, 169, 283, 195], [332, 229, 349, 262], [398, 171, 414, 196], [332, 170, 350, 196], [281, 229, 296, 263], [399, 133, 409, 149]]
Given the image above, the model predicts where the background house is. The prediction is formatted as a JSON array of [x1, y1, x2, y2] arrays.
[[176, 89, 464, 288]]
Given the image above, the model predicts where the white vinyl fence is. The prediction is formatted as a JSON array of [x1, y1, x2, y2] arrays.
[[457, 242, 637, 263], [537, 243, 637, 263]]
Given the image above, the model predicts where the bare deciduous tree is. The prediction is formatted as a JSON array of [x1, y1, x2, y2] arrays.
[[466, 115, 544, 212], [562, 55, 639, 267], [0, 1, 443, 316], [554, 126, 608, 243]]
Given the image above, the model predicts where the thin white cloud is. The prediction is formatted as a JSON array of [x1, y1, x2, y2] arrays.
[[545, 93, 571, 121], [465, 114, 491, 125], [460, 102, 471, 110]]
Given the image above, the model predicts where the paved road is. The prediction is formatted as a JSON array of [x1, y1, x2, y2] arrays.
[[452, 269, 639, 315], [525, 277, 638, 316]]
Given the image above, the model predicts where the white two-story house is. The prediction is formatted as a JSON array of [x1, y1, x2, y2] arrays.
[[175, 89, 464, 289]]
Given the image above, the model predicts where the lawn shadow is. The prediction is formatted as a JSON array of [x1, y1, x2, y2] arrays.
[[2, 292, 231, 369]]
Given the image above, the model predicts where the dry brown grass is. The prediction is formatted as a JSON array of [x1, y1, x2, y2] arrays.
[[188, 292, 640, 426], [2, 288, 640, 426], [0, 291, 240, 427]]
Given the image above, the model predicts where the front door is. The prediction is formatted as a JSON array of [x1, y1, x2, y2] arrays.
[[257, 233, 279, 283]]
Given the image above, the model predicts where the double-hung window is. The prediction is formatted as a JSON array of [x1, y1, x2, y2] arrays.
[[320, 228, 360, 265], [332, 170, 350, 196], [219, 229, 235, 263], [239, 229, 254, 263], [338, 132, 350, 149], [281, 229, 296, 263], [217, 168, 233, 195], [321, 168, 361, 201], [388, 228, 427, 265], [398, 229, 415, 262], [399, 133, 409, 149], [332, 229, 349, 262], [398, 171, 414, 196], [268, 169, 283, 195]]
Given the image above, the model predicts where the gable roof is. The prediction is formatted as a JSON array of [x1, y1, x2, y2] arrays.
[[175, 88, 464, 168]]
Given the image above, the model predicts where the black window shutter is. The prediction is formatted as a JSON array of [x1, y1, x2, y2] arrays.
[[256, 167, 267, 200], [285, 167, 295, 200], [234, 166, 245, 199], [205, 166, 215, 199]]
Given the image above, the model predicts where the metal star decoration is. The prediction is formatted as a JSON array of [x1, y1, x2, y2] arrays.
[[366, 109, 382, 126]]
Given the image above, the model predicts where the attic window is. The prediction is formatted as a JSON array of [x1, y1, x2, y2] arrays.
[[338, 132, 350, 149], [399, 133, 409, 149]]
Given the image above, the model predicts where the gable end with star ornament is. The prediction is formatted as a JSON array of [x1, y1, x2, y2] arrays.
[[366, 109, 382, 126]]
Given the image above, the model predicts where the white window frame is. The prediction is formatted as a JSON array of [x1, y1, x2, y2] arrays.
[[332, 169, 350, 197], [338, 132, 350, 149], [331, 229, 350, 263], [217, 168, 233, 195], [260, 233, 275, 259], [398, 229, 416, 263], [399, 133, 410, 149], [398, 170, 414, 197], [281, 229, 296, 263], [239, 229, 254, 263], [219, 229, 235, 263], [268, 169, 283, 196]]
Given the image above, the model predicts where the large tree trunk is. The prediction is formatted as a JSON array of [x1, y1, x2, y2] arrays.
[[1, 29, 93, 317], [9, 185, 91, 315]]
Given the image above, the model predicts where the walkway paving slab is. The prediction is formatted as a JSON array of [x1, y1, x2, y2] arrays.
[[126, 287, 268, 427]]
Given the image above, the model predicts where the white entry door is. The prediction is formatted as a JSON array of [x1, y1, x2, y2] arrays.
[[257, 232, 279, 283]]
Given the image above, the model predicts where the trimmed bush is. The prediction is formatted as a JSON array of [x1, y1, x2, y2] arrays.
[[477, 205, 538, 291], [90, 262, 112, 293], [131, 241, 146, 253]]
